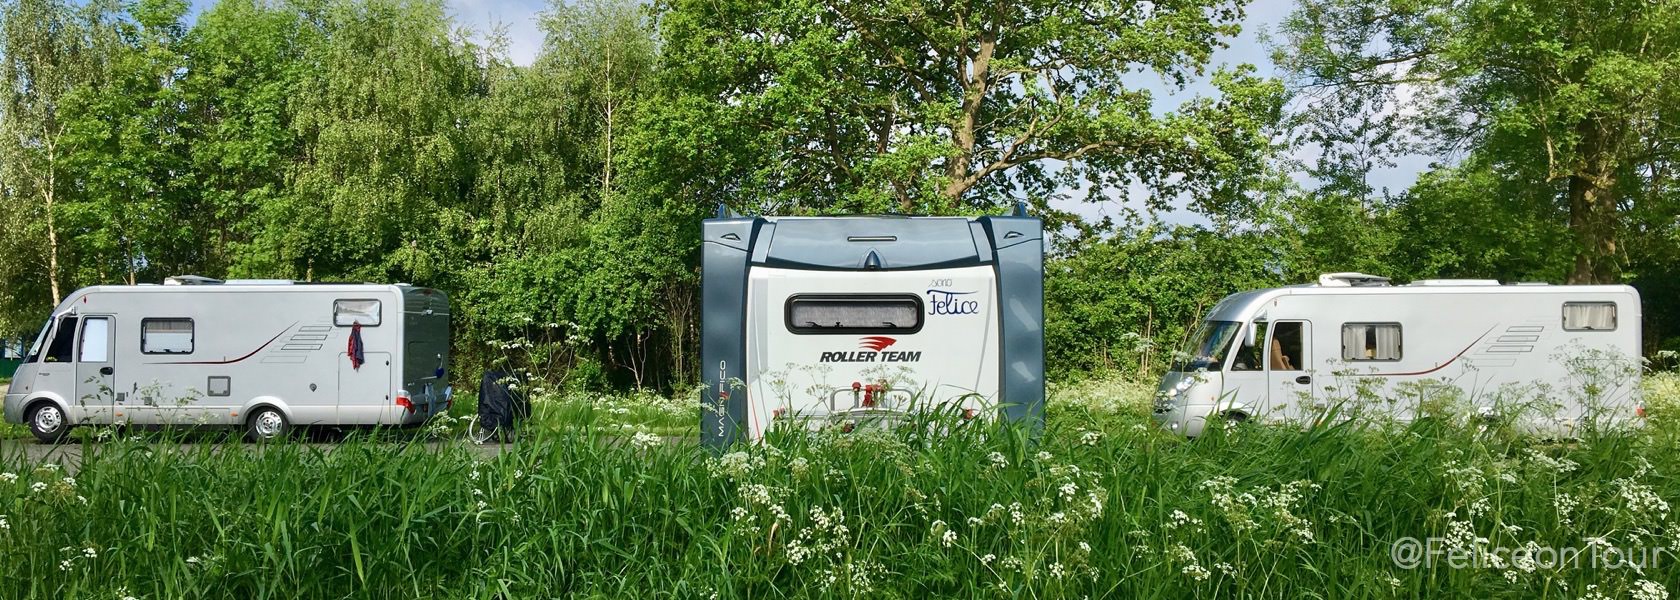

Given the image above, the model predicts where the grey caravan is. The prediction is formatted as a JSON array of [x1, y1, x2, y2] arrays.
[[701, 208, 1044, 446], [3, 277, 452, 442], [1154, 273, 1642, 437]]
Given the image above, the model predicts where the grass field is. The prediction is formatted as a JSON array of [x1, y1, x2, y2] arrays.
[[0, 375, 1677, 598]]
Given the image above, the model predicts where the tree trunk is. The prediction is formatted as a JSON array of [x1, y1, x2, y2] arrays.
[[939, 29, 996, 212], [44, 139, 62, 304], [1565, 124, 1622, 284]]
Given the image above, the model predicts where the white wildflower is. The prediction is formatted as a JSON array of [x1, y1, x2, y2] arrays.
[[0, 473, 15, 483], [987, 452, 1008, 468], [941, 530, 957, 547], [1182, 564, 1210, 581], [30, 482, 46, 494], [1060, 482, 1079, 502], [1035, 451, 1052, 461], [1632, 580, 1667, 600], [980, 553, 996, 565], [631, 431, 662, 450], [1580, 584, 1613, 600]]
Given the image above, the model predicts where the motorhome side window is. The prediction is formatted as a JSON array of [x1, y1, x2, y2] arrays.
[[334, 299, 381, 326], [44, 316, 79, 363], [785, 295, 923, 334], [1342, 323, 1402, 361], [142, 319, 195, 354], [1562, 302, 1617, 331]]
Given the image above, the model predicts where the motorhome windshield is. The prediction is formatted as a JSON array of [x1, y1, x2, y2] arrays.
[[1172, 320, 1240, 372], [23, 319, 49, 363]]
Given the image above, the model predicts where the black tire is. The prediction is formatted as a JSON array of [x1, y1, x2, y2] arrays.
[[246, 406, 290, 442], [1221, 411, 1249, 424], [27, 402, 70, 444]]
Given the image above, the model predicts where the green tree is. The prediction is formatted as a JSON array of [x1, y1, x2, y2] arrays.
[[238, 0, 483, 283], [1276, 0, 1680, 283], [60, 0, 196, 285], [649, 0, 1286, 217], [0, 0, 103, 307], [180, 0, 314, 274]]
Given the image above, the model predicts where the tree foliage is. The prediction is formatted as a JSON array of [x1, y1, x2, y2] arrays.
[[1275, 0, 1680, 284]]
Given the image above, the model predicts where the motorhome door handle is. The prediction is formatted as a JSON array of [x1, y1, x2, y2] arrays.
[[100, 367, 114, 376], [1295, 375, 1311, 385]]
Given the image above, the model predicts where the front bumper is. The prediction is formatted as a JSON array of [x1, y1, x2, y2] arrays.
[[1153, 402, 1213, 437], [3, 393, 25, 424]]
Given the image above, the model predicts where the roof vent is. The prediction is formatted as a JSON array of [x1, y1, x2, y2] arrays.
[[163, 275, 224, 286], [1317, 272, 1391, 287], [1410, 279, 1501, 286]]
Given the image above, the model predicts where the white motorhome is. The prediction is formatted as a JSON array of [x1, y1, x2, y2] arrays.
[[3, 277, 451, 442], [701, 210, 1044, 446], [1154, 273, 1642, 437]]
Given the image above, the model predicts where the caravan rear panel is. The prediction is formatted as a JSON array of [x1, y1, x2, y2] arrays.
[[702, 214, 1043, 446]]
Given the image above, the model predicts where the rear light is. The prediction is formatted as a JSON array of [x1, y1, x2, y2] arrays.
[[962, 408, 978, 420], [772, 407, 788, 419], [862, 384, 876, 408], [395, 390, 414, 413], [1637, 405, 1647, 419]]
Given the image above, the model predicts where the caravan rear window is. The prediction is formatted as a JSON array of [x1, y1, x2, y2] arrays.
[[1562, 302, 1617, 331], [142, 319, 195, 354], [334, 299, 382, 326], [1342, 323, 1402, 361], [785, 295, 923, 334]]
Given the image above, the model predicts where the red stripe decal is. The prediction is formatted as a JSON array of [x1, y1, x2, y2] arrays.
[[147, 324, 296, 365], [1362, 326, 1495, 377]]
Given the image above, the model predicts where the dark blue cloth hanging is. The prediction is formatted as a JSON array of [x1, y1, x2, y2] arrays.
[[348, 322, 365, 370]]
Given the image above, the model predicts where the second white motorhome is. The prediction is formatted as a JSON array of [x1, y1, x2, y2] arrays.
[[1154, 273, 1642, 437], [3, 277, 451, 442]]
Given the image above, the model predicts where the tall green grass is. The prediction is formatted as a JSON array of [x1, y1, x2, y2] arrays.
[[1, 375, 1677, 598]]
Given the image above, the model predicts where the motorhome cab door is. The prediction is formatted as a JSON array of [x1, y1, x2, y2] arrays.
[[74, 316, 116, 423], [1264, 320, 1313, 416], [1228, 319, 1314, 420]]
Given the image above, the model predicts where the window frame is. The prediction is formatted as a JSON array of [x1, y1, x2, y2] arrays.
[[141, 318, 196, 355], [1561, 301, 1618, 332], [77, 316, 112, 363], [783, 294, 926, 335], [334, 299, 383, 327], [43, 316, 79, 363], [1341, 321, 1404, 362]]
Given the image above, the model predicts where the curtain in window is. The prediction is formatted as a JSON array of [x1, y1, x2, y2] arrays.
[[1341, 325, 1366, 360], [1371, 325, 1402, 360], [1563, 303, 1616, 331]]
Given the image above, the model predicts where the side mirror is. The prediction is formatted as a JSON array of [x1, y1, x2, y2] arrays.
[[1243, 323, 1258, 349]]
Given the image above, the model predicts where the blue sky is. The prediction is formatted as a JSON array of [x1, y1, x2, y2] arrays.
[[187, 0, 1436, 225]]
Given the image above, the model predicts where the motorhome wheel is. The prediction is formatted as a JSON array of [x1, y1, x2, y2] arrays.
[[28, 403, 68, 444], [247, 407, 289, 442]]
